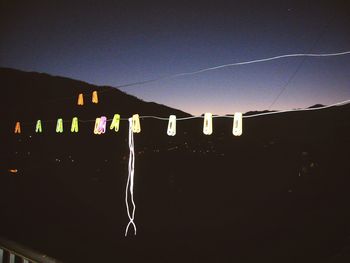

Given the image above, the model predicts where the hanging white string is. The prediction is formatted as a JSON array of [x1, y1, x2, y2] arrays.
[[125, 118, 137, 236]]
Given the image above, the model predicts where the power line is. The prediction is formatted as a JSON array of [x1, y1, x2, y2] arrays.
[[267, 12, 336, 110]]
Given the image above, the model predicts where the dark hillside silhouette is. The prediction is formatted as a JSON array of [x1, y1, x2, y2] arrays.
[[1, 68, 350, 263]]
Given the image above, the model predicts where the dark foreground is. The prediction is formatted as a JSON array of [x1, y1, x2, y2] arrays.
[[1, 108, 350, 263]]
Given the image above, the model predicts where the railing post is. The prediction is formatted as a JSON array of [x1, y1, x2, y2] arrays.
[[2, 249, 8, 263], [0, 237, 62, 263], [1, 249, 10, 263]]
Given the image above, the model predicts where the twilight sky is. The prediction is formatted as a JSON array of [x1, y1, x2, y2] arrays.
[[1, 0, 350, 115]]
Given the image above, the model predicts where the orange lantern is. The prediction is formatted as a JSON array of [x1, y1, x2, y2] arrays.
[[77, 93, 84, 105], [14, 122, 21, 134], [92, 91, 98, 104]]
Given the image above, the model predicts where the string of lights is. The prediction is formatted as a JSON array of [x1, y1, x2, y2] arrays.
[[14, 98, 350, 132], [128, 98, 350, 120]]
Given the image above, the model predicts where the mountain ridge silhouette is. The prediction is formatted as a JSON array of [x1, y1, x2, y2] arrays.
[[0, 67, 191, 123], [1, 67, 350, 263]]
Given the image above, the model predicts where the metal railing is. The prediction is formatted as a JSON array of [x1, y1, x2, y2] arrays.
[[0, 238, 62, 263]]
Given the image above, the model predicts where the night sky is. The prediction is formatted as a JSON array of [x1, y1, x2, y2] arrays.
[[1, 0, 350, 115]]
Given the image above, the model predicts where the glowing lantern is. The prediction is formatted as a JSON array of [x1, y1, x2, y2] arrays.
[[203, 113, 213, 135], [167, 115, 176, 136], [14, 122, 21, 134], [232, 112, 243, 136], [94, 118, 101, 134], [56, 118, 63, 133], [77, 93, 84, 106], [35, 120, 42, 133], [131, 114, 141, 133], [92, 91, 98, 104], [97, 116, 107, 134], [110, 114, 120, 132], [71, 117, 79, 132]]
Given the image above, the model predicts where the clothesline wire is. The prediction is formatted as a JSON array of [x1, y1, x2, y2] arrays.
[[17, 98, 350, 126], [100, 50, 350, 92], [38, 50, 350, 105]]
